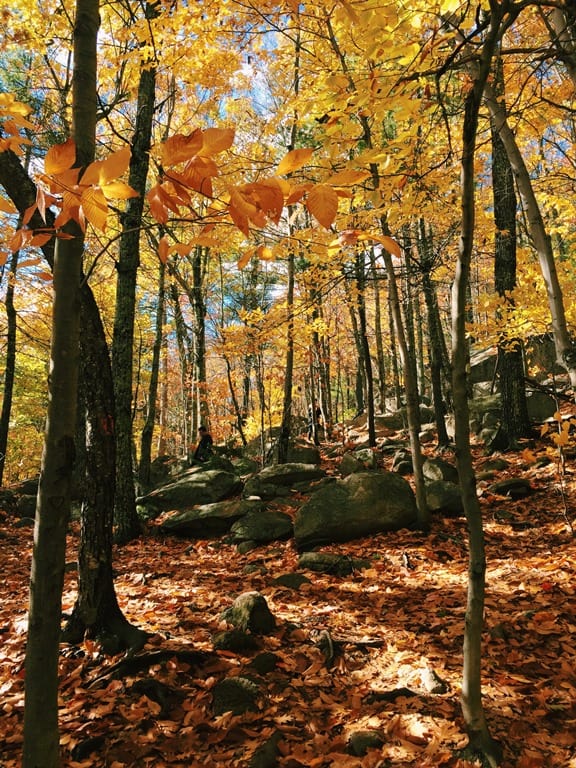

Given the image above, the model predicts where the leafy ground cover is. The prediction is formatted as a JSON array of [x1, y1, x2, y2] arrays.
[[1, 441, 576, 768]]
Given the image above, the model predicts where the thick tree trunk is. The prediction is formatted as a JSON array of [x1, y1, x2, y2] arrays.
[[22, 1, 99, 764], [113, 42, 157, 543]]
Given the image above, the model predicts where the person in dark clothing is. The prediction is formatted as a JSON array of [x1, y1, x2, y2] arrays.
[[193, 425, 213, 463], [307, 405, 322, 443]]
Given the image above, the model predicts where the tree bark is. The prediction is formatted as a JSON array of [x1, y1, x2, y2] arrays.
[[138, 260, 166, 490], [23, 1, 99, 764], [113, 26, 157, 543], [490, 57, 531, 446], [451, 9, 505, 764], [483, 80, 576, 393], [0, 246, 19, 485]]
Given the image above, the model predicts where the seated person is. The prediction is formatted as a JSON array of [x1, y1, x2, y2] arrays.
[[193, 425, 213, 463]]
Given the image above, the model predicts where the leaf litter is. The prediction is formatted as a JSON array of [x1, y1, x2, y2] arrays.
[[1, 439, 576, 767]]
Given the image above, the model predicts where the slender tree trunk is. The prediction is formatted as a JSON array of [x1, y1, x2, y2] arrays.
[[113, 30, 157, 543], [355, 251, 376, 445], [169, 282, 194, 459], [490, 57, 531, 446], [0, 246, 19, 485], [189, 246, 210, 429], [138, 260, 166, 490], [483, 80, 576, 393], [278, 248, 295, 463], [452, 11, 505, 764], [369, 249, 387, 412], [23, 1, 99, 764]]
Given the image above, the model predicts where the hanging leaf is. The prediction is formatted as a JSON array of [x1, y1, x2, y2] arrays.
[[0, 195, 16, 214], [306, 184, 339, 229], [101, 181, 139, 200], [44, 138, 76, 175], [371, 233, 402, 257], [161, 130, 203, 166], [81, 186, 109, 232], [158, 235, 170, 264], [199, 127, 235, 157], [257, 245, 275, 261], [325, 168, 371, 187], [277, 147, 314, 176]]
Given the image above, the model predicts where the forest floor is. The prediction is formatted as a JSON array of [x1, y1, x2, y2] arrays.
[[1, 431, 576, 768]]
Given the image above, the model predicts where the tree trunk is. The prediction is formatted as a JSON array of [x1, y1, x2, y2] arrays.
[[369, 249, 387, 412], [355, 251, 376, 445], [483, 80, 576, 393], [452, 12, 505, 765], [112, 35, 157, 543], [417, 221, 451, 448], [278, 248, 295, 463], [138, 259, 166, 490], [22, 1, 99, 764], [490, 58, 531, 446], [0, 246, 19, 485]]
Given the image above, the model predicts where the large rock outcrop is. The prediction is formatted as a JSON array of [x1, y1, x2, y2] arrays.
[[293, 471, 417, 550]]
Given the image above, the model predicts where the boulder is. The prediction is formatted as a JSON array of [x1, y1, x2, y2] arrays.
[[221, 591, 276, 635], [425, 480, 464, 517], [286, 445, 322, 464], [243, 463, 325, 500], [212, 677, 261, 716], [294, 471, 418, 550], [298, 552, 372, 576], [137, 468, 242, 512], [423, 457, 458, 484], [229, 509, 293, 544], [159, 498, 262, 537]]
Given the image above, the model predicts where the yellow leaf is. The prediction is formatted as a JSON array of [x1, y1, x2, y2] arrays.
[[277, 147, 314, 176], [160, 130, 203, 166], [306, 183, 339, 229], [45, 138, 76, 175], [99, 146, 132, 184], [370, 233, 402, 257], [0, 195, 16, 214], [101, 181, 139, 200], [326, 168, 371, 187], [81, 186, 108, 232], [199, 127, 235, 157], [237, 249, 253, 269], [257, 245, 275, 261]]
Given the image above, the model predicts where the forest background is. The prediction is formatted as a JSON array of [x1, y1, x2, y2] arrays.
[[1, 0, 576, 767]]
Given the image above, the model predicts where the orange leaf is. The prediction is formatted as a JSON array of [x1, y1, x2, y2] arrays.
[[371, 233, 402, 257], [237, 249, 253, 269], [326, 168, 371, 187], [0, 195, 16, 214], [158, 235, 170, 264], [199, 127, 235, 156], [277, 147, 314, 176], [81, 186, 108, 232], [306, 183, 339, 229], [161, 130, 203, 166], [44, 138, 76, 175], [101, 181, 139, 200]]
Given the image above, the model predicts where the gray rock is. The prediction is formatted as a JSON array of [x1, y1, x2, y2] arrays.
[[490, 477, 533, 499], [221, 591, 276, 635], [298, 552, 371, 576], [526, 391, 558, 422], [212, 677, 260, 716], [243, 463, 325, 500], [425, 480, 464, 517], [286, 445, 322, 464], [137, 468, 242, 511], [230, 509, 293, 543], [423, 457, 458, 484], [294, 471, 417, 550], [273, 573, 311, 589], [348, 730, 385, 757], [159, 498, 263, 537]]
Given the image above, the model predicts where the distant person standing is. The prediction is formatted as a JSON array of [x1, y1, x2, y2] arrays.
[[193, 425, 213, 463], [307, 405, 322, 444]]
